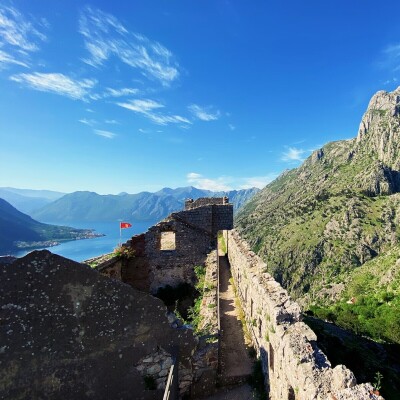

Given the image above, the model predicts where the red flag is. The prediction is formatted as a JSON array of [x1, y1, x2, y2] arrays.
[[120, 222, 132, 229]]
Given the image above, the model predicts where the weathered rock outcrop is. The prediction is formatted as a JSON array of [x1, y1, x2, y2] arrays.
[[0, 250, 196, 400], [357, 87, 400, 166]]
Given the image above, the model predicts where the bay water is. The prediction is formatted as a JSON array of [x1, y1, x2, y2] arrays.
[[14, 220, 156, 262]]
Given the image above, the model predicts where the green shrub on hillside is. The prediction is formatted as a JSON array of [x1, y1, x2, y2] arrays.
[[309, 292, 400, 343]]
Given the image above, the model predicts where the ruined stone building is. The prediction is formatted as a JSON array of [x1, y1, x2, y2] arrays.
[[99, 197, 233, 294]]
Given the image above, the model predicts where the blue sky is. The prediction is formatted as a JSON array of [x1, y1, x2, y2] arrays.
[[1, 1, 400, 194]]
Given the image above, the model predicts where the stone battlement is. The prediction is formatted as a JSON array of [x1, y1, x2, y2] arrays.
[[185, 196, 230, 210]]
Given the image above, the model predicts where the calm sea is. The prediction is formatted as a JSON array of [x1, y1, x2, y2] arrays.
[[14, 220, 156, 262]]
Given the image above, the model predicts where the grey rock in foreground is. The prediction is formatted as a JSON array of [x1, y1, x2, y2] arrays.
[[0, 250, 195, 400]]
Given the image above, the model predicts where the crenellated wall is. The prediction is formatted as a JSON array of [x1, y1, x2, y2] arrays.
[[225, 229, 384, 400], [184, 197, 229, 210]]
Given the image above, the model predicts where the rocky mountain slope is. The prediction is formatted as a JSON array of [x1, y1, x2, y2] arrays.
[[0, 198, 100, 254], [236, 87, 400, 312], [31, 186, 259, 223]]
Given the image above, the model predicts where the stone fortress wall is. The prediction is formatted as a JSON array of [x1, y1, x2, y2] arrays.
[[224, 229, 383, 400], [97, 198, 233, 397], [96, 196, 382, 399]]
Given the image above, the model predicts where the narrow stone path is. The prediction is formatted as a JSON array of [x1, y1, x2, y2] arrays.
[[198, 253, 254, 400], [218, 253, 253, 382]]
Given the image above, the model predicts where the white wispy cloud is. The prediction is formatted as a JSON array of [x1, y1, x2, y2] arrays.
[[79, 118, 97, 126], [381, 43, 400, 77], [187, 172, 232, 191], [79, 6, 179, 86], [186, 171, 278, 192], [188, 104, 220, 121], [0, 5, 47, 67], [0, 5, 46, 51], [104, 87, 139, 97], [384, 43, 400, 59], [89, 86, 139, 100], [94, 129, 116, 139], [383, 77, 398, 85], [10, 72, 97, 100], [105, 119, 119, 124], [186, 172, 276, 191], [228, 124, 236, 131], [117, 98, 191, 126], [0, 49, 28, 68], [281, 147, 306, 162], [238, 175, 277, 189], [147, 113, 191, 125], [117, 98, 163, 113]]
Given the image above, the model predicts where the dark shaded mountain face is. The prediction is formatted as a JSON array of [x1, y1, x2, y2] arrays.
[[0, 198, 99, 254], [31, 186, 259, 223], [0, 187, 65, 214], [236, 87, 400, 307]]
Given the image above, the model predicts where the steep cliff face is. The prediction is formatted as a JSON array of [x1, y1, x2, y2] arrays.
[[354, 86, 400, 195], [357, 87, 400, 164], [236, 87, 400, 307]]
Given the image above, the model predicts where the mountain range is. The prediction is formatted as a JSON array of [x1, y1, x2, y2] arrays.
[[236, 87, 400, 345], [0, 187, 65, 214], [0, 198, 101, 254], [28, 186, 259, 223]]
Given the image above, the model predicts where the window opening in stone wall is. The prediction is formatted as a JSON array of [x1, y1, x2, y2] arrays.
[[288, 386, 295, 400], [269, 343, 274, 372], [160, 231, 176, 250]]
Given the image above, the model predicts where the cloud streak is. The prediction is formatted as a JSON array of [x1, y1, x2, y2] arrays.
[[188, 104, 220, 121], [79, 6, 179, 86], [281, 147, 306, 162], [0, 5, 47, 67], [239, 175, 277, 189], [187, 172, 276, 191], [104, 87, 138, 97], [89, 86, 139, 100], [79, 118, 97, 126], [10, 72, 97, 100], [117, 98, 191, 125], [187, 172, 231, 191], [0, 49, 29, 68], [94, 129, 116, 139], [381, 43, 400, 76]]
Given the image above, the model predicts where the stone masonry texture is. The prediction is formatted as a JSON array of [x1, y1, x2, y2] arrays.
[[225, 229, 384, 400], [99, 198, 233, 294]]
